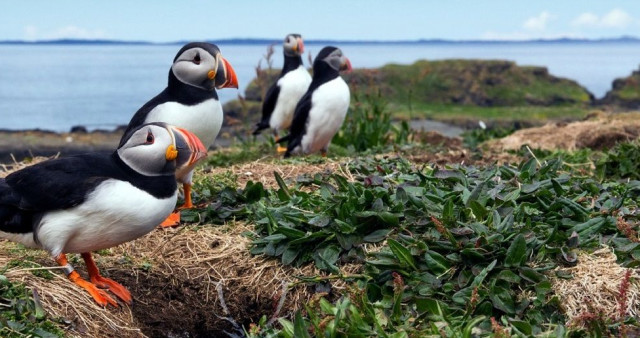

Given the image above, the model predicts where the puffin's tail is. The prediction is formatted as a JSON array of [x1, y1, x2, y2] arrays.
[[0, 179, 28, 234]]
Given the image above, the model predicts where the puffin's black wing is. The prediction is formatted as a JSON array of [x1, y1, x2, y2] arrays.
[[5, 154, 115, 212], [253, 83, 280, 135], [281, 90, 313, 157]]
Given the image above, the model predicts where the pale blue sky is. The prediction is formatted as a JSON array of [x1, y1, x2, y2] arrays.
[[2, 1, 639, 42]]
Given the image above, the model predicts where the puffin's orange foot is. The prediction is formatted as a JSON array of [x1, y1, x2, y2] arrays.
[[277, 146, 288, 153], [160, 211, 181, 227], [70, 272, 119, 307], [91, 275, 132, 304]]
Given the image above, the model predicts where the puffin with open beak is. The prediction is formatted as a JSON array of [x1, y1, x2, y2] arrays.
[[277, 46, 352, 158], [253, 34, 312, 153], [121, 42, 238, 227], [0, 123, 207, 306]]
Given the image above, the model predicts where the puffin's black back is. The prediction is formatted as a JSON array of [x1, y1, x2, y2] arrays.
[[280, 47, 342, 156], [0, 152, 177, 234], [254, 50, 306, 133], [120, 42, 220, 143]]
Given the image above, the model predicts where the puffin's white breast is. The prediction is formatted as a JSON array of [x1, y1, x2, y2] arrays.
[[300, 77, 350, 154], [144, 99, 222, 148], [35, 179, 177, 256], [270, 66, 312, 131]]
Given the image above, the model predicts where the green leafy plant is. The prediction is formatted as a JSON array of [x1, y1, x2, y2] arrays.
[[245, 155, 640, 336], [0, 275, 63, 337], [333, 87, 411, 153]]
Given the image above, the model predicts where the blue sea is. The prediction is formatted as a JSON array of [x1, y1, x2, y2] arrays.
[[0, 42, 639, 132]]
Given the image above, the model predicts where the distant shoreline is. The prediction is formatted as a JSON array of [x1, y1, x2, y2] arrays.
[[1, 36, 640, 46]]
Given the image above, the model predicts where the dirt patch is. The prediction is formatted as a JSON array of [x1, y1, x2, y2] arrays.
[[488, 111, 640, 151]]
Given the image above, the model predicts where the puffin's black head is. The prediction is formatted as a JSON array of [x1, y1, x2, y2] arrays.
[[170, 42, 238, 91], [313, 46, 352, 75], [117, 123, 207, 177], [283, 34, 304, 57]]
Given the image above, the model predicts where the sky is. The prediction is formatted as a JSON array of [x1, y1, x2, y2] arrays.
[[1, 1, 640, 42]]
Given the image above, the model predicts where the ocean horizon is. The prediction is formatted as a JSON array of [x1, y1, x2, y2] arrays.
[[0, 40, 638, 132]]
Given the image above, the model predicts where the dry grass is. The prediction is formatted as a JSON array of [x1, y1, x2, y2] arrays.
[[489, 111, 640, 151], [0, 155, 52, 177], [549, 247, 640, 328], [205, 157, 352, 189], [0, 220, 368, 337]]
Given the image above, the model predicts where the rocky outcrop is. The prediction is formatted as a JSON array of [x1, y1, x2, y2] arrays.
[[599, 68, 640, 109], [224, 60, 595, 124], [345, 60, 594, 107]]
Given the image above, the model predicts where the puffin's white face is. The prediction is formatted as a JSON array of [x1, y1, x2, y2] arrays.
[[171, 47, 219, 91], [117, 124, 207, 177], [322, 48, 352, 73], [283, 34, 304, 57], [171, 46, 238, 91]]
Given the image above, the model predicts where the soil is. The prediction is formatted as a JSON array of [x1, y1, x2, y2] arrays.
[[108, 268, 267, 337]]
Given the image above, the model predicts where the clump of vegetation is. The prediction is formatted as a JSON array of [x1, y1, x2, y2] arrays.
[[242, 154, 640, 336], [0, 275, 63, 337], [595, 139, 640, 180], [332, 86, 412, 153]]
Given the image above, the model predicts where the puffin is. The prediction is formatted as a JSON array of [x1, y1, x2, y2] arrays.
[[0, 123, 207, 307], [121, 42, 238, 226], [277, 46, 352, 158], [253, 34, 312, 152]]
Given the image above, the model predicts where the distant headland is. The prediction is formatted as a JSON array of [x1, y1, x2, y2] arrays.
[[1, 36, 640, 46]]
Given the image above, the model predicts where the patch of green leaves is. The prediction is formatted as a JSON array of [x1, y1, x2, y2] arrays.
[[332, 88, 412, 153], [246, 155, 640, 336], [0, 275, 64, 337]]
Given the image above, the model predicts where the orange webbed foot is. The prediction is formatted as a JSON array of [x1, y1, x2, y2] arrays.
[[71, 272, 119, 307], [90, 275, 132, 304], [160, 211, 181, 228], [277, 146, 288, 153], [56, 254, 119, 307], [81, 252, 132, 305]]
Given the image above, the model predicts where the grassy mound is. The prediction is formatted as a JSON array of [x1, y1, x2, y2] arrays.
[[347, 59, 593, 107], [225, 59, 594, 127]]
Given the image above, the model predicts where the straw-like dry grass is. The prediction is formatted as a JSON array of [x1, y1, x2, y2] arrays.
[[550, 247, 640, 328]]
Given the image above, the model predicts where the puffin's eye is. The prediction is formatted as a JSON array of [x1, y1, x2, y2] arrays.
[[145, 131, 154, 144], [193, 53, 201, 65]]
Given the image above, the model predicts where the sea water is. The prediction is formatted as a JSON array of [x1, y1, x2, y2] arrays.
[[0, 42, 638, 132]]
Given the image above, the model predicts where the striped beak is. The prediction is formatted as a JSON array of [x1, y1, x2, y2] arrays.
[[294, 37, 305, 54], [340, 56, 352, 73], [214, 55, 239, 89], [170, 127, 207, 168]]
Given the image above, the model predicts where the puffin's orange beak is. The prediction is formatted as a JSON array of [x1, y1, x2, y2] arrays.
[[296, 37, 305, 54], [170, 127, 207, 167], [215, 56, 239, 89], [340, 57, 352, 73]]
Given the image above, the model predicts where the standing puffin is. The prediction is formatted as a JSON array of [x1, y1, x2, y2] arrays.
[[121, 42, 238, 226], [253, 33, 312, 152], [0, 123, 207, 307], [277, 46, 352, 158]]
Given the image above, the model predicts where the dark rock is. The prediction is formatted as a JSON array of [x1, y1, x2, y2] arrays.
[[70, 125, 88, 133]]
